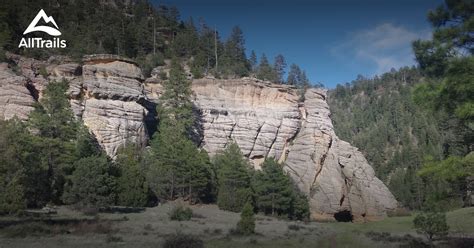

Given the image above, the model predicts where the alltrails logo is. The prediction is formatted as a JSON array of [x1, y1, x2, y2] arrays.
[[18, 9, 67, 48]]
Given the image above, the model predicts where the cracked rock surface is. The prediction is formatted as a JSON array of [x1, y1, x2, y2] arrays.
[[0, 54, 397, 220], [2, 54, 150, 158], [188, 81, 397, 220]]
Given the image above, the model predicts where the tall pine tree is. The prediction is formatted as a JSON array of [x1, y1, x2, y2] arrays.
[[214, 142, 251, 212]]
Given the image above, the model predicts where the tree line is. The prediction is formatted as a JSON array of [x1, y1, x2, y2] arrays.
[[0, 0, 318, 92]]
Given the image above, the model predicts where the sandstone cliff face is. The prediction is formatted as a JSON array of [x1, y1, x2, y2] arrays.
[[0, 54, 397, 221], [184, 78, 397, 221], [191, 78, 301, 167], [3, 54, 150, 157]]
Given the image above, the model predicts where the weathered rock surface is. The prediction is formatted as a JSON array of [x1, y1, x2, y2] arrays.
[[0, 54, 397, 220], [1, 54, 150, 157], [0, 63, 36, 120], [284, 89, 398, 221], [191, 78, 301, 167], [187, 80, 397, 220]]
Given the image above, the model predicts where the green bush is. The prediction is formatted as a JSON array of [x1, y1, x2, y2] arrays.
[[236, 202, 255, 235], [169, 205, 193, 221], [413, 211, 449, 244], [163, 233, 204, 248]]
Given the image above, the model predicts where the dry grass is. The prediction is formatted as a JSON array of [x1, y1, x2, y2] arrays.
[[0, 203, 472, 248]]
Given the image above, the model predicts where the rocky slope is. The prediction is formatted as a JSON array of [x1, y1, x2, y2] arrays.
[[0, 54, 397, 221]]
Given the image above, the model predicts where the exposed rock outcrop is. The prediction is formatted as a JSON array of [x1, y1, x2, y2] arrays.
[[0, 54, 397, 220], [191, 78, 301, 167], [185, 79, 397, 221], [3, 53, 150, 157], [0, 63, 36, 120]]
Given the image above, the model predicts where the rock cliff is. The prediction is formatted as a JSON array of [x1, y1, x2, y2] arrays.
[[0, 54, 397, 221], [181, 78, 397, 221], [2, 53, 150, 157]]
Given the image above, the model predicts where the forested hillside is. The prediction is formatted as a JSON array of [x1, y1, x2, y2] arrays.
[[328, 68, 443, 209], [329, 0, 473, 211]]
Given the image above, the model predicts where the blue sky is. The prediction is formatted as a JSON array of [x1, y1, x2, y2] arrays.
[[153, 0, 442, 88]]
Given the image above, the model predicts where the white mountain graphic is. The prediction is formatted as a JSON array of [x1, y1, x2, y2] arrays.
[[23, 9, 61, 36]]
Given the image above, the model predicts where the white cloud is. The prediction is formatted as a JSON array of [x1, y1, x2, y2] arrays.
[[332, 23, 431, 75]]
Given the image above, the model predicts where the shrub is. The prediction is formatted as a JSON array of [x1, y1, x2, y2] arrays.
[[163, 233, 204, 248], [169, 205, 193, 221], [413, 211, 449, 244], [236, 202, 255, 235]]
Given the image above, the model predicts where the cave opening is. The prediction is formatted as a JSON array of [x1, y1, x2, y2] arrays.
[[334, 210, 353, 222]]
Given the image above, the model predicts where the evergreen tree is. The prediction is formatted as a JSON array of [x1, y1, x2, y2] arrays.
[[290, 191, 310, 221], [249, 50, 258, 73], [28, 79, 80, 204], [236, 201, 255, 235], [148, 58, 213, 203], [256, 53, 278, 82], [252, 158, 293, 216], [0, 118, 54, 212], [410, 0, 473, 209], [286, 64, 301, 85], [116, 144, 149, 207], [63, 155, 117, 208], [214, 142, 251, 212], [221, 26, 249, 77], [273, 54, 287, 84]]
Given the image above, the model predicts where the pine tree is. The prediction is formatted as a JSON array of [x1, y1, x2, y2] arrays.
[[252, 158, 293, 216], [286, 64, 301, 86], [148, 57, 213, 203], [28, 79, 80, 204], [249, 50, 257, 73], [236, 201, 255, 235], [214, 142, 251, 212], [116, 144, 149, 207], [221, 26, 249, 77], [63, 155, 117, 208], [256, 53, 277, 82], [273, 54, 287, 84], [0, 119, 27, 214]]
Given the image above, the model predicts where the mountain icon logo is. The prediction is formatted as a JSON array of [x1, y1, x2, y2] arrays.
[[23, 9, 61, 36]]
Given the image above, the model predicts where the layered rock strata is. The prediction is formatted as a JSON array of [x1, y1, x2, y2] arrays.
[[2, 53, 149, 157], [0, 54, 397, 220]]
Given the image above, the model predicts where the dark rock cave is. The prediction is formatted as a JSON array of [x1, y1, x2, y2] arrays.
[[334, 210, 353, 222]]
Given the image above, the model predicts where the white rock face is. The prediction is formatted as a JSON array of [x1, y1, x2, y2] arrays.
[[188, 80, 397, 220], [0, 54, 397, 220], [285, 89, 397, 221], [191, 78, 301, 167], [0, 63, 35, 120], [1, 54, 150, 158]]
